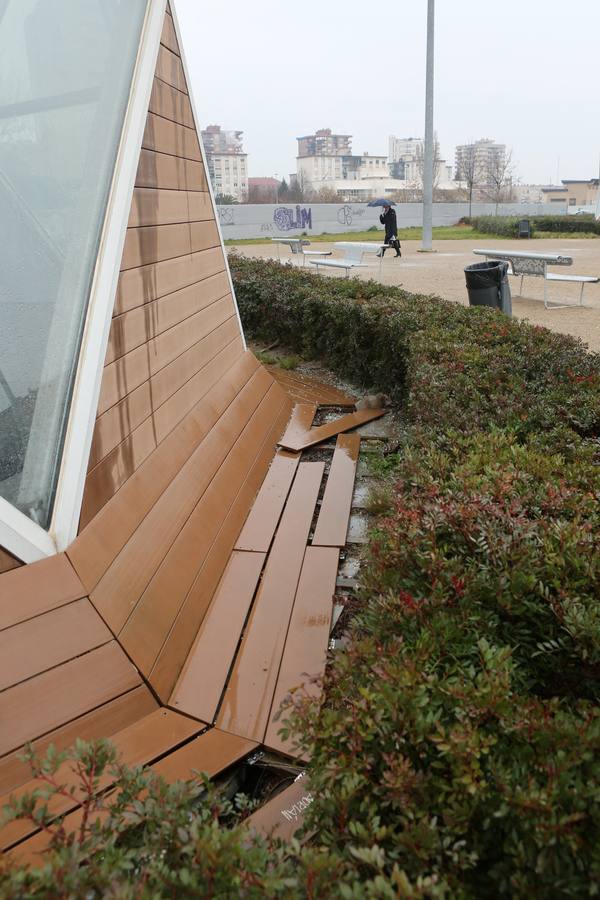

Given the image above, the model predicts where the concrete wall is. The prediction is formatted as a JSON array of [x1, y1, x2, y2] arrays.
[[217, 202, 564, 241]]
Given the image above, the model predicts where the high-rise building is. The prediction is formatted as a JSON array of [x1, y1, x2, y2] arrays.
[[455, 139, 506, 183], [201, 125, 248, 201], [296, 128, 352, 158]]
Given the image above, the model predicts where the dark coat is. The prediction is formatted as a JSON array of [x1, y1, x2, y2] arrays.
[[379, 207, 398, 242]]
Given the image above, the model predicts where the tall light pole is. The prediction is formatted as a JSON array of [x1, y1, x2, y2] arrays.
[[421, 0, 435, 251]]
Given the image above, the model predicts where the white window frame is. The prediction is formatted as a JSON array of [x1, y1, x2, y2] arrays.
[[0, 0, 167, 563]]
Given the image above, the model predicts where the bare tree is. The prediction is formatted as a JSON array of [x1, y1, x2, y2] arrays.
[[483, 149, 515, 214], [456, 143, 480, 218]]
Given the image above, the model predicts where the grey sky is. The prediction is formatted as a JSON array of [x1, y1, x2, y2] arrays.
[[175, 0, 599, 185]]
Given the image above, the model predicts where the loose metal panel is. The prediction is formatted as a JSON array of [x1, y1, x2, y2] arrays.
[[217, 463, 325, 742], [69, 353, 261, 592], [0, 554, 85, 632], [264, 546, 339, 757], [0, 686, 157, 796], [0, 642, 141, 757], [149, 392, 292, 698], [235, 450, 301, 553], [279, 408, 386, 452], [170, 551, 266, 722], [0, 599, 112, 693], [279, 403, 317, 449], [150, 728, 257, 782], [312, 433, 361, 547], [245, 773, 313, 842]]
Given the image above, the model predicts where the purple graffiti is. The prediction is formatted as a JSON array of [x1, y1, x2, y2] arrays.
[[273, 205, 312, 231]]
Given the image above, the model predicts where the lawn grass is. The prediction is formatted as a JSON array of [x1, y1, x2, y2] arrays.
[[226, 225, 520, 246]]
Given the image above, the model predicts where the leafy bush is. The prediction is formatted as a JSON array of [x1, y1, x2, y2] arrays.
[[464, 216, 534, 238], [531, 215, 600, 235]]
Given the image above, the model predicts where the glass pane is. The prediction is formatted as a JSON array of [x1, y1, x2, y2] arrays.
[[0, 0, 148, 528]]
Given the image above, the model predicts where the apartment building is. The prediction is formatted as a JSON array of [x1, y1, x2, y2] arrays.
[[201, 124, 248, 201], [454, 139, 506, 183]]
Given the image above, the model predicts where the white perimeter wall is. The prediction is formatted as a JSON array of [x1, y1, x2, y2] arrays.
[[217, 202, 563, 241]]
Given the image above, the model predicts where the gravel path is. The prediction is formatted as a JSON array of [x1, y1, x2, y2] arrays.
[[230, 238, 600, 353]]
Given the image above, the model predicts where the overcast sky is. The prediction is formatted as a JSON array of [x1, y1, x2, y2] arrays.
[[175, 0, 599, 185]]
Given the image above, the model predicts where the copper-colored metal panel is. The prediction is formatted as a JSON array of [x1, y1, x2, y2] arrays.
[[170, 551, 266, 722], [127, 186, 189, 229], [120, 221, 191, 271], [187, 190, 214, 222], [235, 450, 301, 552], [148, 75, 194, 128], [149, 392, 292, 699], [97, 296, 236, 415], [136, 148, 207, 192], [312, 433, 360, 547], [279, 403, 317, 448], [155, 44, 188, 93], [151, 728, 257, 782], [68, 352, 260, 592], [106, 270, 230, 364], [0, 599, 112, 693], [279, 408, 386, 452], [119, 381, 280, 674], [0, 709, 202, 852], [0, 642, 141, 757], [0, 686, 157, 796], [153, 331, 244, 444], [80, 417, 158, 528], [190, 220, 220, 253], [245, 773, 313, 841], [160, 12, 179, 55], [264, 546, 338, 756], [91, 367, 274, 634], [115, 247, 225, 316], [142, 113, 201, 162], [0, 554, 85, 632], [265, 367, 356, 406], [88, 381, 153, 470], [0, 548, 21, 574], [217, 462, 325, 742]]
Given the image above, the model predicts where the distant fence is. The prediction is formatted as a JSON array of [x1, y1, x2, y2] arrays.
[[217, 202, 563, 241]]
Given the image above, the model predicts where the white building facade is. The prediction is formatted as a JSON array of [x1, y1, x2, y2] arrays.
[[201, 125, 248, 202]]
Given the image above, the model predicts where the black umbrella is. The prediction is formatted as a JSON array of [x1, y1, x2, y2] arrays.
[[367, 198, 396, 207]]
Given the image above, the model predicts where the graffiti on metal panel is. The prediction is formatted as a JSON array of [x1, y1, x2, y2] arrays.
[[218, 207, 235, 226], [273, 205, 312, 231], [337, 205, 353, 226], [260, 222, 275, 232]]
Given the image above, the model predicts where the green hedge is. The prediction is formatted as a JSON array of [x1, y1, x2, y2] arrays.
[[461, 215, 531, 238], [2, 259, 599, 898], [531, 214, 600, 235], [462, 214, 600, 237]]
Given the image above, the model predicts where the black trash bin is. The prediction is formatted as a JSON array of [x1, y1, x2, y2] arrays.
[[464, 260, 512, 315]]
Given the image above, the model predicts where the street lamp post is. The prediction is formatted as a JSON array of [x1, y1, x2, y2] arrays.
[[421, 0, 435, 251]]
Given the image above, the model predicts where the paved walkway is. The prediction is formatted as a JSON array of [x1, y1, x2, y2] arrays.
[[230, 239, 600, 353]]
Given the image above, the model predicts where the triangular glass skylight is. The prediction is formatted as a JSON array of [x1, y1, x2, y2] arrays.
[[0, 0, 148, 529]]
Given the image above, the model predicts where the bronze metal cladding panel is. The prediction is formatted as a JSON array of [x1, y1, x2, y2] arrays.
[[155, 45, 188, 93], [149, 392, 292, 699], [119, 383, 282, 676], [265, 368, 356, 407], [0, 548, 21, 574], [0, 709, 202, 852], [187, 191, 214, 222], [89, 367, 274, 634], [0, 686, 157, 796], [160, 12, 179, 54], [127, 187, 190, 228], [190, 220, 220, 253], [141, 114, 202, 162], [279, 408, 386, 452], [0, 642, 141, 756], [68, 353, 260, 592], [0, 599, 112, 693], [0, 554, 86, 631], [120, 221, 192, 271], [245, 773, 313, 841], [217, 463, 325, 742], [97, 294, 237, 415], [115, 247, 225, 315], [264, 546, 339, 757], [235, 450, 301, 553], [279, 403, 316, 448], [170, 551, 266, 722], [150, 729, 257, 782], [312, 433, 360, 547], [136, 148, 208, 192], [148, 76, 194, 128], [88, 380, 154, 470], [106, 270, 230, 364]]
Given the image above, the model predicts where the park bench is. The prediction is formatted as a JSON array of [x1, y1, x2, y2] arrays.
[[473, 248, 599, 309], [271, 237, 332, 266], [309, 241, 386, 278]]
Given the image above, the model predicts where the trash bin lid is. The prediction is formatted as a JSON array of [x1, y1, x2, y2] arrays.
[[464, 259, 507, 287]]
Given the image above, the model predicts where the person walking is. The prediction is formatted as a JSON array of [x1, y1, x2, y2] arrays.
[[378, 204, 401, 257]]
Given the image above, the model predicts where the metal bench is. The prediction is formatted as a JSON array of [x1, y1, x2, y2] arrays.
[[271, 237, 332, 266], [309, 241, 386, 278], [473, 248, 599, 309]]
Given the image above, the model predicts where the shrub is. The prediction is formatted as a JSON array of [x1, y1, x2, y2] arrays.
[[467, 216, 535, 238], [531, 215, 600, 235]]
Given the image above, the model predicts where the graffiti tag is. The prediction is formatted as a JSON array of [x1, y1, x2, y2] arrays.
[[273, 205, 312, 232], [218, 207, 234, 226]]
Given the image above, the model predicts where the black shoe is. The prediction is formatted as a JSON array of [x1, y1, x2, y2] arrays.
[[395, 252, 401, 258]]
